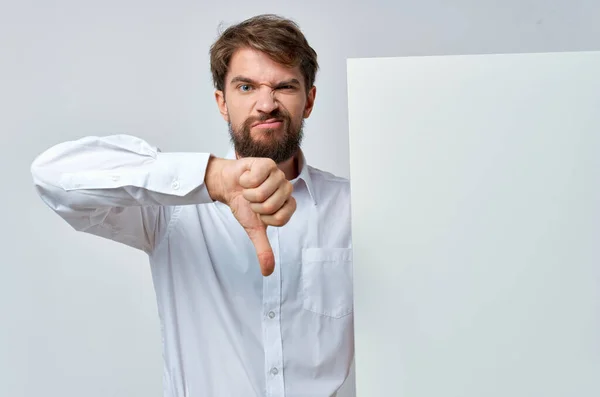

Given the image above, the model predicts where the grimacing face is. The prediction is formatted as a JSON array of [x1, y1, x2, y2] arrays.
[[215, 48, 316, 164]]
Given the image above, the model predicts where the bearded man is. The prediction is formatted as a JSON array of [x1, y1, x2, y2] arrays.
[[31, 13, 354, 397]]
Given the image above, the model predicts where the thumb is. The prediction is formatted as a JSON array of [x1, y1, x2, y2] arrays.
[[246, 225, 275, 276]]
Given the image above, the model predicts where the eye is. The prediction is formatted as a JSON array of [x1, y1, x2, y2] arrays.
[[239, 84, 253, 92], [277, 85, 296, 91]]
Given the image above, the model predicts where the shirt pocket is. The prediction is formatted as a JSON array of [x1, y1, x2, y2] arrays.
[[301, 247, 354, 319]]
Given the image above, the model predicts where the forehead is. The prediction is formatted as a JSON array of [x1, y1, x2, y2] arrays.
[[226, 48, 303, 85]]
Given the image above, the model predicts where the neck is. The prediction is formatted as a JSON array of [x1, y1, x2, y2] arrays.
[[278, 152, 300, 180]]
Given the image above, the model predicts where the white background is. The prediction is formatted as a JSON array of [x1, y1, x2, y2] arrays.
[[1, 0, 599, 396], [347, 51, 600, 396]]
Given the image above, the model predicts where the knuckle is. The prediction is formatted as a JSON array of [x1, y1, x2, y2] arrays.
[[272, 169, 284, 182], [262, 202, 278, 214], [273, 211, 289, 226], [254, 174, 266, 187], [254, 189, 268, 203], [260, 157, 276, 169], [271, 218, 284, 227]]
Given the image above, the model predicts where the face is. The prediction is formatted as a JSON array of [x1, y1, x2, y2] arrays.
[[215, 48, 316, 164]]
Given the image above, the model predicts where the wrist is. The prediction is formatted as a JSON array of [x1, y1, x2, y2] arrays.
[[206, 155, 226, 203]]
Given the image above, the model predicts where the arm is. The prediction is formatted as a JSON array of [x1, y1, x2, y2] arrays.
[[30, 134, 215, 253]]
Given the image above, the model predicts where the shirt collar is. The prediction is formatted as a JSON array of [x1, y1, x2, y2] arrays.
[[224, 148, 317, 205]]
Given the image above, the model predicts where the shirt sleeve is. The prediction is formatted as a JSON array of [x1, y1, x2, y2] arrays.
[[30, 134, 215, 253]]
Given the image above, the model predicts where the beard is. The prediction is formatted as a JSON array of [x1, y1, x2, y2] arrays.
[[228, 108, 304, 164]]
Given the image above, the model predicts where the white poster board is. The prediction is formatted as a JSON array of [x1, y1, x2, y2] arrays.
[[347, 51, 600, 397]]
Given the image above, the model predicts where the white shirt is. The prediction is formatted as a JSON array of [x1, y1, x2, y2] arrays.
[[30, 134, 354, 397]]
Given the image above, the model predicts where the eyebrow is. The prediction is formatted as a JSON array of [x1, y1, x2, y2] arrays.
[[229, 76, 301, 87]]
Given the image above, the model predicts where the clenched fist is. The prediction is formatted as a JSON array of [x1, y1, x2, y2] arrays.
[[205, 155, 297, 276]]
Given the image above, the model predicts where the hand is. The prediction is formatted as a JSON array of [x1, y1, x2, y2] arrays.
[[206, 156, 296, 276]]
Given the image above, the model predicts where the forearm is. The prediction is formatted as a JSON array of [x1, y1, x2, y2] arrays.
[[30, 134, 217, 251], [31, 134, 215, 210]]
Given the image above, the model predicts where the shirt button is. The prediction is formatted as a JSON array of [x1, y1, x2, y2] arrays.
[[172, 180, 180, 190], [270, 367, 279, 375], [268, 311, 275, 319]]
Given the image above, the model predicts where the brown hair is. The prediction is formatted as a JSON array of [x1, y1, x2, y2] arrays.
[[209, 14, 319, 94]]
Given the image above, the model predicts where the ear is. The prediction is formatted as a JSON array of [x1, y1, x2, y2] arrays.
[[215, 90, 229, 122], [303, 85, 317, 119]]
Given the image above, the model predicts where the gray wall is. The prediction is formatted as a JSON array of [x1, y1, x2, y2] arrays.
[[1, 0, 598, 396]]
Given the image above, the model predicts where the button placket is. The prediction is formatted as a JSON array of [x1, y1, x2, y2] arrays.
[[262, 227, 285, 396]]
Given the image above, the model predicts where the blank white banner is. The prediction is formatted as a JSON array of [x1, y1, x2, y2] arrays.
[[347, 51, 600, 397]]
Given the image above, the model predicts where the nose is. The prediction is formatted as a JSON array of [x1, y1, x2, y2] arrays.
[[255, 86, 279, 114]]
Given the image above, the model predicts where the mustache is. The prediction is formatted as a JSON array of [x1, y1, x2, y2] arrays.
[[245, 109, 290, 125]]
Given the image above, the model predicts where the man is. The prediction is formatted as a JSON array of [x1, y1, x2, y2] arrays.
[[31, 14, 353, 397]]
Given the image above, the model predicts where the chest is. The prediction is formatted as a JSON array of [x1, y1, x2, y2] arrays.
[[197, 191, 351, 265], [169, 190, 350, 294], [154, 190, 354, 326]]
